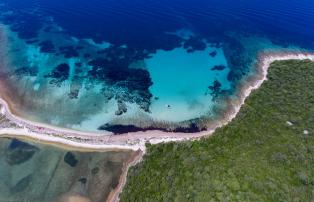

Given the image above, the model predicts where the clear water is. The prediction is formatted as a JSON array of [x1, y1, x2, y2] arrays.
[[0, 0, 313, 132], [0, 137, 134, 202]]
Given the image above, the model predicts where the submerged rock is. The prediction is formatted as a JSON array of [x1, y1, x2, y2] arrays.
[[64, 152, 78, 167], [98, 123, 205, 134], [84, 53, 91, 58], [79, 177, 87, 184], [209, 50, 217, 57], [10, 174, 32, 193], [115, 101, 127, 115], [223, 36, 250, 83], [173, 122, 205, 133], [183, 37, 207, 52], [88, 57, 153, 113], [25, 39, 39, 44], [208, 80, 223, 100], [14, 66, 38, 77], [39, 40, 56, 53], [98, 124, 147, 134], [45, 63, 70, 86], [91, 167, 100, 175], [211, 65, 226, 71], [59, 45, 79, 58], [5, 139, 38, 165]]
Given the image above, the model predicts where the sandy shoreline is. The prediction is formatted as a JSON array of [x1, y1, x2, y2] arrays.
[[1, 51, 314, 201], [106, 149, 144, 202], [0, 22, 312, 151], [1, 51, 314, 149]]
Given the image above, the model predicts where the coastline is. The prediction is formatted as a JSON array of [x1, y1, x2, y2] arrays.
[[106, 149, 144, 202], [1, 51, 314, 148], [1, 51, 314, 201]]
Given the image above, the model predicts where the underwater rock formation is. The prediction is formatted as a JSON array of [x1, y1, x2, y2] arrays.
[[211, 65, 226, 71], [59, 46, 79, 58], [45, 63, 70, 86], [98, 122, 205, 134], [88, 57, 153, 114], [64, 152, 78, 167], [209, 50, 217, 57], [222, 36, 251, 84], [208, 79, 224, 100], [5, 139, 38, 165], [10, 175, 32, 193], [39, 40, 56, 53], [14, 66, 38, 77], [183, 37, 207, 52], [38, 40, 56, 53]]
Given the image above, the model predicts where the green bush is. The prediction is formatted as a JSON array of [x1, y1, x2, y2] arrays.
[[121, 60, 314, 202]]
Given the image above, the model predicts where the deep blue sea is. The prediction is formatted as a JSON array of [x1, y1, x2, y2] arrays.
[[0, 0, 313, 133]]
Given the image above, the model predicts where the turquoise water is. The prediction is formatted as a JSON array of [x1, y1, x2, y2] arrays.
[[146, 45, 230, 122], [0, 0, 312, 133]]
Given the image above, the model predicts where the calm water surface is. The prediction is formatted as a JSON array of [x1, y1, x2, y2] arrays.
[[0, 137, 135, 202], [0, 0, 313, 133]]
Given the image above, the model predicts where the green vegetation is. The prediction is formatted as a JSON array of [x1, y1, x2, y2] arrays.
[[121, 60, 314, 201]]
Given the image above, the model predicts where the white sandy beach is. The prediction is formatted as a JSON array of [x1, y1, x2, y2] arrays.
[[1, 51, 314, 149]]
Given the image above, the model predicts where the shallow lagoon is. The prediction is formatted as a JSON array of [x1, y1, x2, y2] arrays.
[[0, 137, 135, 202]]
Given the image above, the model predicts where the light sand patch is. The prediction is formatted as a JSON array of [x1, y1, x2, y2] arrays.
[[57, 194, 92, 202]]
